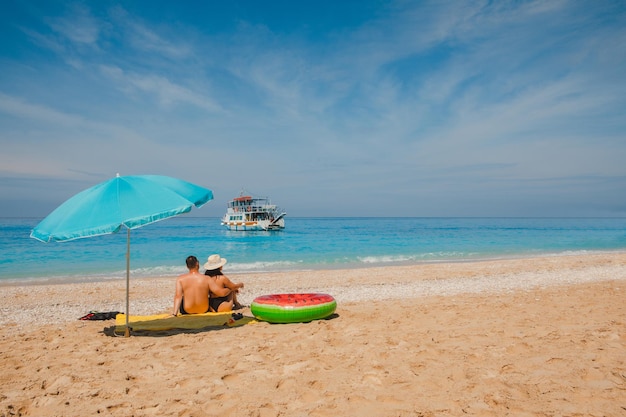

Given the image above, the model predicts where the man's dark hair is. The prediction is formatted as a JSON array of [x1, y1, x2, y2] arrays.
[[186, 255, 198, 269]]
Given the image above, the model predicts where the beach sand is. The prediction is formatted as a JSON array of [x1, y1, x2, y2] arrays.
[[1, 253, 625, 416]]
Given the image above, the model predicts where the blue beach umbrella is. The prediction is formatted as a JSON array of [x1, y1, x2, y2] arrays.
[[30, 174, 213, 336]]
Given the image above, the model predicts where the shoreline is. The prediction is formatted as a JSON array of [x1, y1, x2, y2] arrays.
[[1, 252, 625, 331], [2, 248, 625, 287]]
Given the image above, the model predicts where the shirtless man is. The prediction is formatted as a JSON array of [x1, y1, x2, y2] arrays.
[[172, 255, 231, 316], [203, 254, 244, 312]]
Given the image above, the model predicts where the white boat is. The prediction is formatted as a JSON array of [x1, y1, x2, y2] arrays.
[[221, 193, 286, 231]]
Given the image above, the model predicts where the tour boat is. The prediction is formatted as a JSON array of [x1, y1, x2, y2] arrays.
[[221, 193, 286, 231]]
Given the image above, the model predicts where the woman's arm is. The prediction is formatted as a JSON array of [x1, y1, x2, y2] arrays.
[[208, 278, 232, 297], [222, 275, 244, 291]]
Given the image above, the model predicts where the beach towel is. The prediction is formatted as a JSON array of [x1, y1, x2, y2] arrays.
[[114, 311, 256, 335]]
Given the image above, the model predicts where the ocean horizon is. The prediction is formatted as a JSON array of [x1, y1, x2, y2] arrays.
[[1, 216, 625, 285]]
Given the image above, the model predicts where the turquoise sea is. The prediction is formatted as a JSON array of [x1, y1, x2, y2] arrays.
[[1, 217, 625, 284]]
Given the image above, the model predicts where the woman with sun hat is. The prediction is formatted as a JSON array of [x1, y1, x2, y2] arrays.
[[203, 254, 245, 312]]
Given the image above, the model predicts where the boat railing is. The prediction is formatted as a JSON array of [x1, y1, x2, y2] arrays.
[[228, 197, 273, 209], [229, 204, 280, 213]]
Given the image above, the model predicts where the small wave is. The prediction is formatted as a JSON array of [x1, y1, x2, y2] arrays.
[[546, 250, 592, 256], [127, 261, 304, 277], [0, 272, 127, 286], [130, 265, 186, 277], [226, 260, 302, 273], [357, 252, 474, 264], [358, 255, 416, 264]]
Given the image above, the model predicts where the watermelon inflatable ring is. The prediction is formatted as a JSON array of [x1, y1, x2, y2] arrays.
[[250, 293, 337, 323]]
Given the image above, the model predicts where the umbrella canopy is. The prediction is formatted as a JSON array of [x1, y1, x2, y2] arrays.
[[30, 174, 213, 336], [31, 174, 212, 242]]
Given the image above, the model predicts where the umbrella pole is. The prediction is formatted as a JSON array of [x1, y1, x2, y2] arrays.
[[125, 228, 131, 337]]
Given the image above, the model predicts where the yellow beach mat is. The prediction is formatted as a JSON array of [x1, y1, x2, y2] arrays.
[[114, 312, 256, 334]]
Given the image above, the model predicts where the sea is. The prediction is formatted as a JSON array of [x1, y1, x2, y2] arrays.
[[1, 217, 625, 285]]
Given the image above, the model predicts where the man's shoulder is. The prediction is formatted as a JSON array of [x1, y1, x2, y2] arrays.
[[177, 272, 194, 280], [181, 272, 207, 280]]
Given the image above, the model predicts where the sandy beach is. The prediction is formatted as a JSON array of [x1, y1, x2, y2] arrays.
[[1, 253, 625, 416]]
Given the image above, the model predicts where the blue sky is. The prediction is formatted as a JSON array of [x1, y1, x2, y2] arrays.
[[1, 0, 625, 218]]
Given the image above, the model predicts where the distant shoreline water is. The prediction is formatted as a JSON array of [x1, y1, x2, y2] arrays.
[[1, 217, 625, 285]]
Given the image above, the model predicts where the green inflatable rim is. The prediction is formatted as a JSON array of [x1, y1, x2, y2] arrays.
[[251, 297, 337, 324]]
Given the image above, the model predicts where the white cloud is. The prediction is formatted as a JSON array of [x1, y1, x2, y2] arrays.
[[99, 65, 221, 112], [0, 93, 84, 127], [47, 4, 100, 45], [110, 5, 193, 59]]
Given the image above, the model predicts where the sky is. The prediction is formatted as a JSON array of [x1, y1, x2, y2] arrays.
[[1, 0, 625, 218]]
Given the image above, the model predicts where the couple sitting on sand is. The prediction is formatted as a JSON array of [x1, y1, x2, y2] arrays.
[[172, 254, 244, 316]]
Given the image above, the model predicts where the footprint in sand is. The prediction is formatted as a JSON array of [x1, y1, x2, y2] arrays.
[[221, 373, 240, 384], [257, 403, 279, 417]]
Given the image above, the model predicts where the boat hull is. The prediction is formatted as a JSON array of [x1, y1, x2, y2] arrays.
[[221, 218, 285, 231]]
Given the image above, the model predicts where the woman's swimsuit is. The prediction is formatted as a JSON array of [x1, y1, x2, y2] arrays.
[[209, 296, 229, 312]]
